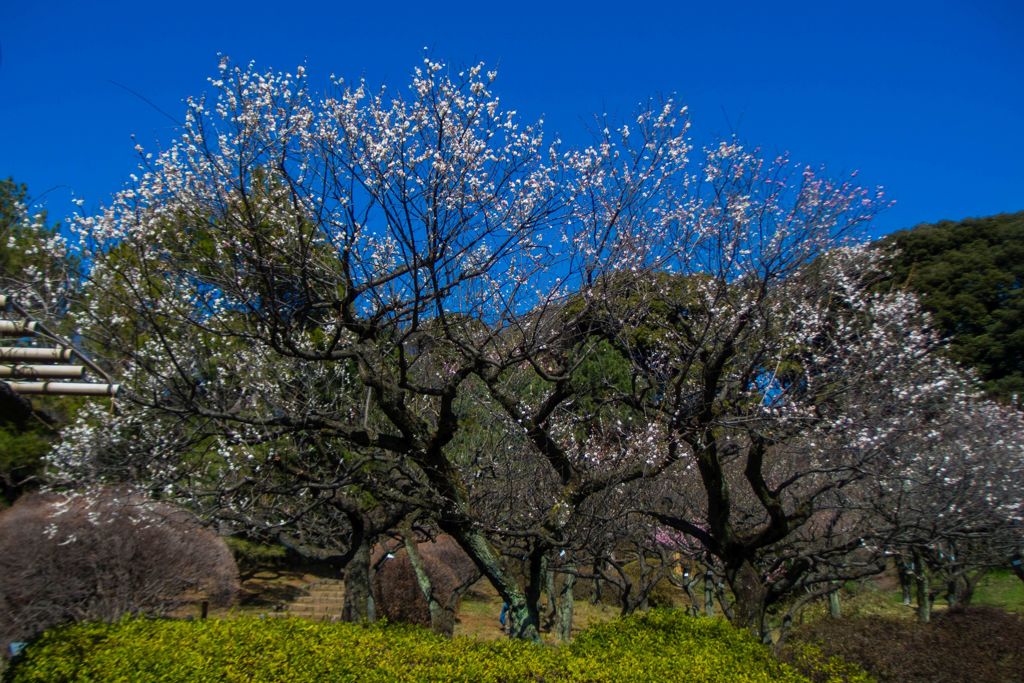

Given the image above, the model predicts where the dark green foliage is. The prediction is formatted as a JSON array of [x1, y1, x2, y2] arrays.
[[784, 606, 1024, 683], [880, 211, 1024, 403], [0, 415, 51, 507], [224, 538, 288, 579], [4, 611, 853, 682]]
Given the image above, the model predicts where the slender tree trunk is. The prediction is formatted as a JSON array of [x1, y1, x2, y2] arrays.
[[543, 555, 557, 631], [620, 577, 635, 617], [946, 577, 960, 609], [342, 536, 375, 622], [898, 558, 914, 606], [828, 583, 842, 619], [679, 571, 698, 616], [636, 555, 652, 613], [963, 570, 984, 606], [913, 548, 931, 624], [591, 558, 603, 605], [704, 569, 715, 616], [951, 568, 985, 608], [716, 582, 735, 622], [524, 545, 548, 632], [555, 562, 576, 642], [402, 532, 455, 636]]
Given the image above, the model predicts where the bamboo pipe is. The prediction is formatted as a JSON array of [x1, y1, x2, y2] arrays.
[[0, 365, 86, 379], [0, 347, 74, 362], [5, 381, 120, 396], [0, 320, 37, 336], [3, 298, 115, 386]]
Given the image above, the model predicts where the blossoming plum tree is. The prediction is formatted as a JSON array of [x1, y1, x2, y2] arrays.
[[65, 57, 603, 640], [53, 57, 1018, 641]]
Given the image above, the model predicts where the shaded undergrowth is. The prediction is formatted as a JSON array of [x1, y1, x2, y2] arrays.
[[783, 606, 1024, 683]]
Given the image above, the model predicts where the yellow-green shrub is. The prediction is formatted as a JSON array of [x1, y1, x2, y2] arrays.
[[568, 610, 814, 682], [5, 610, 860, 682], [779, 642, 875, 683], [5, 618, 556, 683]]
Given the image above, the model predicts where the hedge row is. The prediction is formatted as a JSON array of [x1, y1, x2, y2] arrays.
[[5, 610, 870, 682]]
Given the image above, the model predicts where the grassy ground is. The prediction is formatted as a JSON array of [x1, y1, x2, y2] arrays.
[[792, 568, 1024, 627], [171, 568, 325, 621], [875, 568, 1024, 616], [973, 569, 1024, 613], [453, 579, 622, 641]]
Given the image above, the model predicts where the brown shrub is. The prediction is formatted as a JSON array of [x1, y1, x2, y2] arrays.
[[371, 535, 479, 634], [783, 606, 1024, 683], [0, 488, 238, 652]]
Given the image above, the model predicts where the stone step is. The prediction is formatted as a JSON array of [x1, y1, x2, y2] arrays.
[[292, 595, 342, 601], [280, 579, 347, 621], [290, 593, 346, 606], [291, 603, 343, 609]]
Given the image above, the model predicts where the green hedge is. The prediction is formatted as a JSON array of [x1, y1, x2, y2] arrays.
[[5, 610, 865, 682]]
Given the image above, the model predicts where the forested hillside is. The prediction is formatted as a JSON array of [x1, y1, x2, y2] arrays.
[[880, 211, 1024, 404]]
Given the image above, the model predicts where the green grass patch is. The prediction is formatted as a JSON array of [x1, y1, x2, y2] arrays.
[[972, 570, 1024, 614], [796, 569, 1024, 626]]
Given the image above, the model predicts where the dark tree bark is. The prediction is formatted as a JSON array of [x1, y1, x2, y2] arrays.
[[913, 548, 931, 624], [342, 535, 375, 622]]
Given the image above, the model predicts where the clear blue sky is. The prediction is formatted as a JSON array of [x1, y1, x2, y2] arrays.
[[2, 0, 1021, 237]]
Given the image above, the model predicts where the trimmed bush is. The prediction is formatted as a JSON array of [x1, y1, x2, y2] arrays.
[[4, 618, 556, 683], [3, 610, 852, 682], [567, 610, 816, 682], [0, 489, 237, 654]]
